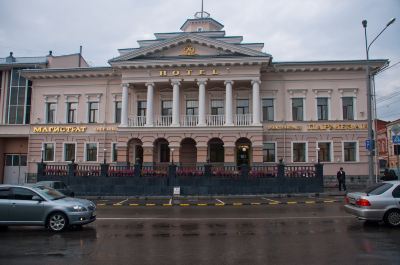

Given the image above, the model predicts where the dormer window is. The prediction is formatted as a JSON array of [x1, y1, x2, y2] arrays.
[[197, 27, 203, 32]]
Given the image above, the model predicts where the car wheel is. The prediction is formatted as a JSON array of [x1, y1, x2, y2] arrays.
[[384, 210, 400, 227], [47, 212, 68, 232]]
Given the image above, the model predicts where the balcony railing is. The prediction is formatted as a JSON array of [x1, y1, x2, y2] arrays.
[[235, 114, 252, 126], [206, 115, 225, 126], [126, 114, 253, 127], [128, 116, 146, 127], [181, 115, 198, 127]]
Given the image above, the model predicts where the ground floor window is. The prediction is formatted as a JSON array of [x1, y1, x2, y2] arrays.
[[43, 143, 55, 162], [343, 142, 357, 162], [317, 142, 331, 162], [263, 142, 276, 162], [159, 143, 170, 162], [111, 143, 118, 162], [5, 154, 27, 166], [64, 143, 76, 162], [86, 143, 98, 162], [292, 142, 306, 162]]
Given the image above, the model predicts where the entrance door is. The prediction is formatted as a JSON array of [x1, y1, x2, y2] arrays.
[[3, 154, 27, 184], [135, 145, 143, 164], [236, 146, 250, 166]]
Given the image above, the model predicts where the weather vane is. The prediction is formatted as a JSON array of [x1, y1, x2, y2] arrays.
[[194, 0, 210, 18]]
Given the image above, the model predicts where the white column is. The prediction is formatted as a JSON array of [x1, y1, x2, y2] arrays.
[[224, 80, 234, 126], [197, 79, 207, 126], [120, 83, 129, 127], [171, 80, 180, 127], [252, 79, 261, 125], [145, 82, 154, 127]]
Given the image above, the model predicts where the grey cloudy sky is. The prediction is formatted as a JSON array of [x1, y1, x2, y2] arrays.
[[0, 0, 399, 120]]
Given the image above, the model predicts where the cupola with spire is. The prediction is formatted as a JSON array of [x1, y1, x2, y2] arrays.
[[180, 1, 224, 32]]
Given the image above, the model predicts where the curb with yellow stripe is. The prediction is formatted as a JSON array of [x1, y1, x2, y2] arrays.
[[96, 200, 340, 207]]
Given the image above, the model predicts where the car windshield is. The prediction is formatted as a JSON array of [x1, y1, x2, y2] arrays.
[[364, 183, 393, 195], [33, 185, 66, 200]]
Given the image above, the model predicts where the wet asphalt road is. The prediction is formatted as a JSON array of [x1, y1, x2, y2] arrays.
[[1, 197, 400, 265]]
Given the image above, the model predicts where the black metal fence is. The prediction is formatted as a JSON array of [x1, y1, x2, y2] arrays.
[[37, 161, 324, 196]]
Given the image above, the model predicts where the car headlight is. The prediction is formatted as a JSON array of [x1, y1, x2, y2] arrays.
[[68, 205, 88, 212]]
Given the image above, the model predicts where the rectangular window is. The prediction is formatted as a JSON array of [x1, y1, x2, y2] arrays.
[[344, 142, 357, 162], [293, 142, 306, 162], [43, 143, 55, 162], [137, 101, 147, 117], [6, 69, 32, 124], [263, 142, 276, 162], [86, 143, 98, 162], [342, 97, 354, 120], [88, 102, 99, 123], [64, 143, 76, 162], [112, 143, 118, 162], [161, 100, 172, 116], [262, 99, 274, 121], [46, 103, 56, 124], [211, 100, 224, 115], [186, 100, 198, 115], [317, 98, 329, 121], [115, 101, 122, 123], [236, 99, 249, 114], [318, 142, 331, 162], [67, 102, 77, 123], [292, 98, 304, 121]]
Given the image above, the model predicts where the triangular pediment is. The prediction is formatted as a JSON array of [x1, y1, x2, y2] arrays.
[[109, 34, 269, 63]]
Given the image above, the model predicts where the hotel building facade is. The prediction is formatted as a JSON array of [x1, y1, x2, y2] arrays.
[[0, 12, 388, 184]]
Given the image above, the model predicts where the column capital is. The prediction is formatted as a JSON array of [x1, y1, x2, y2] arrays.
[[197, 79, 207, 86], [145, 82, 155, 87], [171, 80, 181, 86], [251, 79, 261, 85], [121, 83, 130, 88], [224, 80, 234, 86]]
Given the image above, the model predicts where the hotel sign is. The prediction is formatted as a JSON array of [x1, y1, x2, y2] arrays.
[[307, 123, 367, 130], [32, 126, 87, 133], [159, 69, 219, 77]]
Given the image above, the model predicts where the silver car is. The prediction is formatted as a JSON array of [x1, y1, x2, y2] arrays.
[[344, 181, 400, 226], [0, 184, 96, 232]]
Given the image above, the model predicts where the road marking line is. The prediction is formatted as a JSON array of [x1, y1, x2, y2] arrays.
[[215, 203, 225, 206], [268, 202, 279, 205], [305, 201, 315, 204], [129, 203, 139, 206], [97, 216, 353, 221], [262, 197, 280, 203], [287, 201, 297, 204], [169, 198, 172, 205], [215, 198, 225, 205], [114, 198, 128, 206], [324, 200, 336, 203], [197, 203, 208, 206], [97, 203, 106, 206], [180, 204, 190, 206], [146, 203, 156, 206]]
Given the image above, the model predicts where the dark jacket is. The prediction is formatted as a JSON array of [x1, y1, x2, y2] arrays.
[[337, 170, 346, 181]]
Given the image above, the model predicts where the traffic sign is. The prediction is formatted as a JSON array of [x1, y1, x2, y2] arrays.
[[393, 135, 400, 144], [365, 139, 375, 150]]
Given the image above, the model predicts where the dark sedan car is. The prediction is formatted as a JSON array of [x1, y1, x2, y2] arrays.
[[35, 181, 74, 197]]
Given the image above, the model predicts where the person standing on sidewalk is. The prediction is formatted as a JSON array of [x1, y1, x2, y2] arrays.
[[337, 167, 346, 191]]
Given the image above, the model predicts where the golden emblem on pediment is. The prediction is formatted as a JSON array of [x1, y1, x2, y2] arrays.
[[182, 44, 196, 56]]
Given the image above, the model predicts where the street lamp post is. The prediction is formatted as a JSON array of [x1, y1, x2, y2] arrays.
[[362, 18, 396, 184], [316, 147, 320, 164], [103, 148, 107, 164], [171, 148, 175, 164]]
